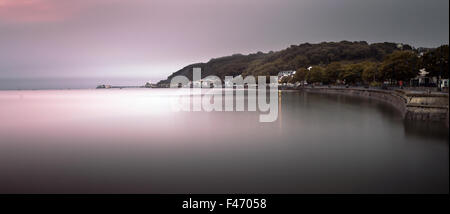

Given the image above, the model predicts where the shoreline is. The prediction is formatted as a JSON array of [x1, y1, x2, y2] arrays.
[[298, 87, 449, 124]]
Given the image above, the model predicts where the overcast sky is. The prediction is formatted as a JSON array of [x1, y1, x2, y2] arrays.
[[0, 0, 448, 89]]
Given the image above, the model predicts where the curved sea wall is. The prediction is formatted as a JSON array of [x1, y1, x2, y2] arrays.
[[301, 87, 449, 124]]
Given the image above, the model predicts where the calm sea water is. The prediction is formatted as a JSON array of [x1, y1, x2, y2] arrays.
[[0, 89, 448, 193]]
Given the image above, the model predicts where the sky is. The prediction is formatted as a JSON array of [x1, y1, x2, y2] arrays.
[[0, 0, 449, 89]]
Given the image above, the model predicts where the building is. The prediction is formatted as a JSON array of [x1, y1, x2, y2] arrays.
[[96, 84, 112, 89], [145, 82, 158, 88], [410, 69, 437, 87], [277, 70, 296, 82], [440, 79, 449, 89]]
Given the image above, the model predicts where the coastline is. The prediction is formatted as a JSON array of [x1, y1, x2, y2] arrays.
[[297, 87, 449, 125]]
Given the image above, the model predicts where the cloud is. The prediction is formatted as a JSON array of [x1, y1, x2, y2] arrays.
[[0, 0, 77, 23], [0, 0, 448, 89], [0, 0, 120, 23]]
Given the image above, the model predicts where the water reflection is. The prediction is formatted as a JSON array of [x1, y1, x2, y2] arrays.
[[403, 121, 449, 142], [0, 89, 447, 193]]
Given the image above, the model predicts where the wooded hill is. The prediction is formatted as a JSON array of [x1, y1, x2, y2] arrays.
[[158, 41, 414, 84]]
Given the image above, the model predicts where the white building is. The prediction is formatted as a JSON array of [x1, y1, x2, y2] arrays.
[[410, 68, 439, 86], [440, 79, 449, 89], [277, 70, 296, 82]]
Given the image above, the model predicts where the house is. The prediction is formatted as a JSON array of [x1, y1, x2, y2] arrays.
[[277, 70, 296, 82]]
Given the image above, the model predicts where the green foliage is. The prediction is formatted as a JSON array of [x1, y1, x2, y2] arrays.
[[288, 76, 297, 83], [361, 62, 381, 83], [159, 41, 406, 84], [293, 68, 307, 83], [340, 63, 364, 84], [379, 51, 419, 82], [279, 76, 290, 84], [420, 45, 449, 79], [369, 81, 382, 87], [306, 66, 325, 84], [323, 62, 344, 84], [159, 41, 448, 86]]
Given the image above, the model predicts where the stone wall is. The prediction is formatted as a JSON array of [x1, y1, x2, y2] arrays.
[[301, 87, 449, 124]]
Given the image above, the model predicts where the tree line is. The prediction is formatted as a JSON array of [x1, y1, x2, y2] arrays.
[[282, 45, 448, 86], [159, 41, 448, 87]]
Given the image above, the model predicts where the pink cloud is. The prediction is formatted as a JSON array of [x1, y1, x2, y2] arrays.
[[0, 0, 92, 23]]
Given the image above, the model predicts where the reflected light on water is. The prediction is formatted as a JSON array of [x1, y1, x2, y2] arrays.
[[0, 89, 448, 194]]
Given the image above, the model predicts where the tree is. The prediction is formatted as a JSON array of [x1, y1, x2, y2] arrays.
[[279, 76, 290, 84], [324, 62, 344, 84], [340, 63, 364, 84], [306, 66, 325, 84], [361, 62, 381, 84], [420, 45, 449, 79], [379, 51, 419, 83], [291, 55, 309, 69], [288, 76, 296, 84], [293, 68, 307, 84], [160, 41, 406, 85]]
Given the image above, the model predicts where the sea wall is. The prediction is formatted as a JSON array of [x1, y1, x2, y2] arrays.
[[301, 87, 449, 123]]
